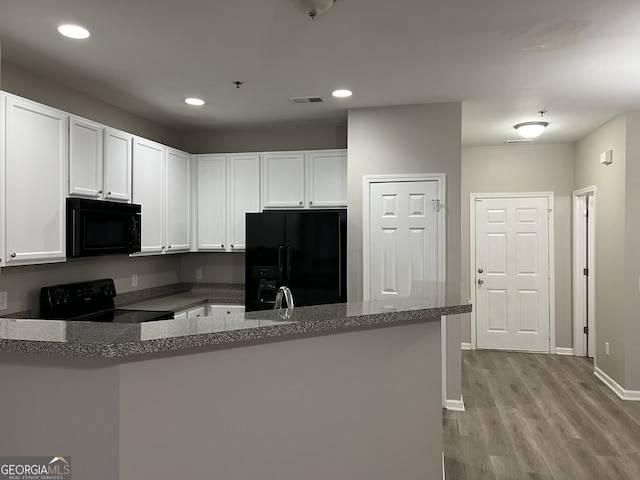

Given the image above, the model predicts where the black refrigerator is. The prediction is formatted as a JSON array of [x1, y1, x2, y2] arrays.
[[245, 209, 347, 312]]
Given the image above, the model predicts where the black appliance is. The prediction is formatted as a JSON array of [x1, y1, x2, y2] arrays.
[[66, 198, 142, 258], [245, 209, 346, 312], [40, 278, 174, 323]]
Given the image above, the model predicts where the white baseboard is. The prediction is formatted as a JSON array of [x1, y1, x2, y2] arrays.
[[461, 342, 472, 350], [444, 396, 465, 411], [595, 367, 640, 401], [555, 347, 574, 356]]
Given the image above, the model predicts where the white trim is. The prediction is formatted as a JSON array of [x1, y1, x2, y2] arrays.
[[362, 173, 446, 301], [362, 174, 448, 406], [595, 367, 640, 401], [470, 192, 555, 353], [441, 316, 447, 407], [444, 396, 466, 411], [572, 186, 597, 359], [555, 347, 574, 356], [461, 342, 472, 350]]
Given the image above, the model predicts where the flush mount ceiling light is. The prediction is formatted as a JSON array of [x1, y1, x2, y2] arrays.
[[185, 98, 205, 106], [332, 89, 352, 98], [291, 0, 336, 19], [57, 24, 91, 39], [514, 110, 549, 139]]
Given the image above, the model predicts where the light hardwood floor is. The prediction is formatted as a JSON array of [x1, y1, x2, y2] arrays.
[[443, 350, 640, 480]]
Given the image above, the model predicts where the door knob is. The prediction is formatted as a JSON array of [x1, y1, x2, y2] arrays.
[[477, 278, 484, 285]]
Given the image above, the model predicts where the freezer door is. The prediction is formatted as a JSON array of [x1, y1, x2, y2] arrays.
[[245, 212, 285, 311], [285, 211, 343, 307]]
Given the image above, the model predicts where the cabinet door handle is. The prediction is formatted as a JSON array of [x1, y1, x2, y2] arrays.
[[107, 191, 112, 196], [221, 244, 224, 248], [309, 201, 313, 205], [10, 253, 16, 258], [98, 190, 103, 194], [231, 244, 234, 248], [299, 201, 303, 205]]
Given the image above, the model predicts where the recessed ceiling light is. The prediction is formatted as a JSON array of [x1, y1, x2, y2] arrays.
[[185, 98, 205, 106], [57, 24, 91, 39], [332, 89, 352, 98]]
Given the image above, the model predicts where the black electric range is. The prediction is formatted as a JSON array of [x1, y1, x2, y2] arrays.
[[40, 278, 174, 323]]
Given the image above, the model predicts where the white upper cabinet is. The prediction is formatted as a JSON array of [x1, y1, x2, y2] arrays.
[[165, 147, 191, 253], [133, 137, 165, 255], [195, 155, 226, 251], [69, 116, 103, 199], [103, 127, 133, 202], [261, 149, 347, 209], [194, 153, 259, 252], [307, 149, 347, 208], [227, 154, 260, 251], [1, 92, 67, 266], [69, 119, 132, 202], [261, 152, 305, 209], [133, 138, 191, 256]]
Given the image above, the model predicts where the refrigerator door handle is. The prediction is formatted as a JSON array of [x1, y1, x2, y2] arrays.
[[286, 246, 293, 284], [277, 245, 285, 284]]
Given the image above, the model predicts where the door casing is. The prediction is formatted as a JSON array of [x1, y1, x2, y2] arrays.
[[469, 191, 556, 353], [572, 186, 597, 358], [363, 173, 447, 403]]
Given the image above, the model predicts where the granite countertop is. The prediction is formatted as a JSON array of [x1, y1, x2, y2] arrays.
[[0, 282, 471, 358]]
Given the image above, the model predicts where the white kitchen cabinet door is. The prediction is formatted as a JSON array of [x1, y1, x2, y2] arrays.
[[69, 116, 103, 199], [1, 93, 67, 265], [132, 137, 165, 254], [103, 127, 133, 202], [307, 149, 347, 208], [196, 155, 226, 251], [261, 152, 305, 209], [165, 148, 191, 253], [228, 154, 260, 251]]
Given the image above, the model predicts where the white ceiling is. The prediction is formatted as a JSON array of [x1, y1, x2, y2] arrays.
[[1, 0, 639, 146]]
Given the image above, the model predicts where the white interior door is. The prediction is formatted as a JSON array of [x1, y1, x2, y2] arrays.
[[474, 195, 551, 352], [367, 179, 442, 300]]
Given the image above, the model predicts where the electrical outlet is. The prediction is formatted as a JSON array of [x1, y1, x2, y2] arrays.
[[605, 342, 610, 356], [0, 292, 7, 310], [195, 268, 203, 280], [132, 274, 138, 288]]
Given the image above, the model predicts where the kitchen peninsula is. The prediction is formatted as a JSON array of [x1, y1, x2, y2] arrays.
[[0, 282, 471, 480]]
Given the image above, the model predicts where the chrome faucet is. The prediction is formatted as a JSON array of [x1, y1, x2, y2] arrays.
[[274, 286, 294, 310]]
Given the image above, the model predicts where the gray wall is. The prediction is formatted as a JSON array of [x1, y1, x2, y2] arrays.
[[347, 102, 463, 401], [461, 144, 575, 348], [623, 112, 640, 390], [347, 102, 462, 299], [574, 114, 627, 386], [0, 255, 183, 316], [182, 123, 347, 154], [2, 61, 181, 149]]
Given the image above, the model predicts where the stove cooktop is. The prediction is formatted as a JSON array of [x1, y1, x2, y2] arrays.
[[68, 308, 175, 323]]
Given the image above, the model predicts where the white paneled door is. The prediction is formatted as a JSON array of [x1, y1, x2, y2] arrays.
[[367, 179, 442, 300], [474, 195, 551, 352]]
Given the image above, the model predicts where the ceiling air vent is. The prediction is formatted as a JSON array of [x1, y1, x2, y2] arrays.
[[505, 139, 533, 144], [288, 96, 327, 104]]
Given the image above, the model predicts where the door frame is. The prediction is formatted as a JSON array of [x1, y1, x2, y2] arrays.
[[363, 173, 447, 404], [362, 173, 447, 301], [572, 186, 597, 358], [469, 192, 556, 353]]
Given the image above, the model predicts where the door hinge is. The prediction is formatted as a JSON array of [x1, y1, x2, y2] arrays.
[[583, 326, 589, 334], [583, 268, 589, 276]]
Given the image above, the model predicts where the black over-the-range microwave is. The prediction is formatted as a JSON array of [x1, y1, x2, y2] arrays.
[[66, 198, 142, 258]]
